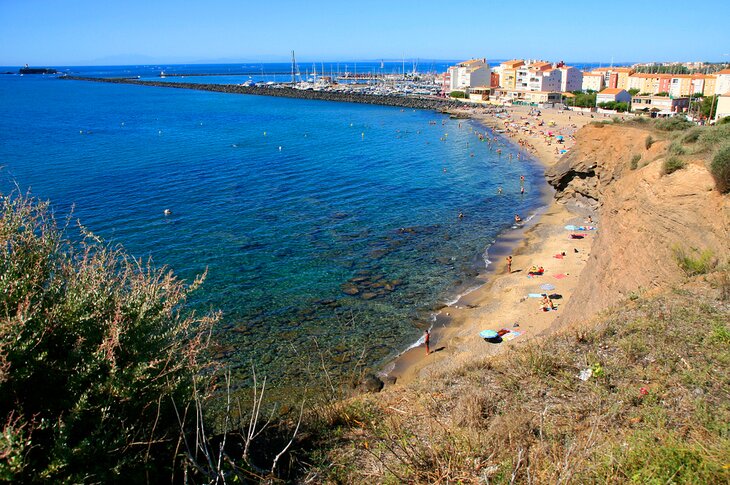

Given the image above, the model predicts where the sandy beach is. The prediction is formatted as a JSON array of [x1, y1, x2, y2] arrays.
[[387, 103, 595, 384]]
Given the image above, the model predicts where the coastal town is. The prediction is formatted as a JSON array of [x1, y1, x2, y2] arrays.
[[440, 58, 730, 121]]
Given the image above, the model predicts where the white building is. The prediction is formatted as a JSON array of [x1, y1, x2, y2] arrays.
[[582, 72, 605, 92], [526, 67, 562, 92], [559, 66, 583, 92], [447, 58, 491, 93], [596, 88, 631, 105], [715, 92, 730, 121], [715, 69, 730, 97]]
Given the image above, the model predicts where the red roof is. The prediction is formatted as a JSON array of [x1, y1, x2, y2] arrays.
[[599, 88, 625, 95]]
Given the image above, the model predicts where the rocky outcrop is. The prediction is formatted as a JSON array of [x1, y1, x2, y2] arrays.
[[546, 124, 730, 328], [61, 76, 463, 111]]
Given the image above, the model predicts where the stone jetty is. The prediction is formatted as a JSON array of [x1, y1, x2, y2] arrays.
[[60, 76, 463, 111]]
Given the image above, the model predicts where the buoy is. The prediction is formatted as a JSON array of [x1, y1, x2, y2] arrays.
[[263, 131, 267, 136], [361, 132, 364, 139], [164, 209, 171, 215], [278, 146, 282, 151]]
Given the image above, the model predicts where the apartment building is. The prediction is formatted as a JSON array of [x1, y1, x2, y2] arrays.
[[582, 72, 605, 92], [446, 58, 491, 93]]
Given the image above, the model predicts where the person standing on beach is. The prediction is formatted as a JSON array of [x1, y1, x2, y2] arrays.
[[424, 330, 431, 355], [506, 255, 513, 273]]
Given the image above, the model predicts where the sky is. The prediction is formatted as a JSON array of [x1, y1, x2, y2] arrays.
[[1, 0, 729, 66]]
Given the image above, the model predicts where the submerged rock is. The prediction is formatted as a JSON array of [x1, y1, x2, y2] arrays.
[[358, 374, 384, 393]]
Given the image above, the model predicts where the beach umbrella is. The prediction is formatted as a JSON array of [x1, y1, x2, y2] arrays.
[[540, 283, 555, 291], [479, 329, 498, 339]]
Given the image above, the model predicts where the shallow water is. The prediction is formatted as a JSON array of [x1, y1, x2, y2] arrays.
[[0, 68, 544, 386]]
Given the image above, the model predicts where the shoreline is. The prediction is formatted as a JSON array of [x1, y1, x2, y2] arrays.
[[59, 74, 593, 387], [385, 103, 593, 385]]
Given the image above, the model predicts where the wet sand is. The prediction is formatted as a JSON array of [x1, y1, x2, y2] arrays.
[[386, 104, 594, 384]]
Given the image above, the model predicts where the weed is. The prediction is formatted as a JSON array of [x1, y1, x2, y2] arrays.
[[711, 323, 730, 344], [645, 135, 654, 149], [662, 156, 686, 175], [672, 246, 716, 276]]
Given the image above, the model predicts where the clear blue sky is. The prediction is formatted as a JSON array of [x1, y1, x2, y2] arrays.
[[1, 0, 728, 66]]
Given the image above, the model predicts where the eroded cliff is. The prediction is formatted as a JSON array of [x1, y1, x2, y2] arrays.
[[546, 122, 729, 328]]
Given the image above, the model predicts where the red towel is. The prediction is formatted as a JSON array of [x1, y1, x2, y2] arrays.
[[554, 274, 568, 279]]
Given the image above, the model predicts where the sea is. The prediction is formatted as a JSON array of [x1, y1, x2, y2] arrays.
[[0, 63, 548, 388]]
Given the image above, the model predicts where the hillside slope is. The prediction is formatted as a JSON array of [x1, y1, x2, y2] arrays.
[[545, 122, 729, 328], [297, 120, 730, 484]]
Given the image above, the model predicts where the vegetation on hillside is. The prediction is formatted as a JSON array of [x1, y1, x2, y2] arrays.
[[300, 275, 730, 483]]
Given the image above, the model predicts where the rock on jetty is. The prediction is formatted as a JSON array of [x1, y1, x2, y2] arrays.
[[60, 76, 462, 111]]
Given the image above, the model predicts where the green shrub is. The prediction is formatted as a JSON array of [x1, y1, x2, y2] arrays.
[[0, 193, 217, 482], [655, 116, 694, 132], [449, 90, 465, 99], [630, 154, 642, 170], [645, 135, 654, 149], [663, 156, 686, 175], [682, 127, 702, 143], [668, 140, 686, 155], [673, 246, 716, 276], [718, 116, 730, 125], [710, 144, 730, 193]]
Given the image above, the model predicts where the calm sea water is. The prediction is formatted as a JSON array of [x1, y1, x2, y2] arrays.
[[0, 66, 545, 386]]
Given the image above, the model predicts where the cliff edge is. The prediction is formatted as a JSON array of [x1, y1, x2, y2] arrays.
[[545, 122, 729, 328]]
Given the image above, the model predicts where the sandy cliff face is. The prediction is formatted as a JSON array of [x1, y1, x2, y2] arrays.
[[546, 124, 729, 328]]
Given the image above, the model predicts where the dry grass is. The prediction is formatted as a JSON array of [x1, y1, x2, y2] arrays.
[[299, 275, 730, 483]]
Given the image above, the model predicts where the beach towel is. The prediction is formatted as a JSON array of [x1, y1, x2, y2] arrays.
[[570, 234, 585, 239], [540, 283, 555, 291], [501, 330, 523, 341], [527, 293, 543, 298], [553, 274, 568, 279], [553, 253, 564, 259]]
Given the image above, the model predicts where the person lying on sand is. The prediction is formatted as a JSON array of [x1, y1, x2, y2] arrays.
[[540, 294, 556, 311]]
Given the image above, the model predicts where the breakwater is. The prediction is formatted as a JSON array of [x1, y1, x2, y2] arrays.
[[60, 76, 463, 111]]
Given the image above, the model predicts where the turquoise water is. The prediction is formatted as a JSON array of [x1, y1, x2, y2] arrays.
[[0, 69, 544, 386]]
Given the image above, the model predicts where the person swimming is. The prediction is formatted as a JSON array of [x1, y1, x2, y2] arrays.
[[514, 214, 522, 223]]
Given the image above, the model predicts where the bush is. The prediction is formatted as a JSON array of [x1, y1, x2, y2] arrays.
[[663, 156, 686, 174], [718, 116, 730, 125], [449, 91, 465, 99], [0, 193, 217, 482], [710, 144, 730, 193], [645, 135, 654, 149], [668, 140, 686, 155], [630, 154, 642, 170], [682, 127, 702, 144], [656, 116, 694, 132]]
